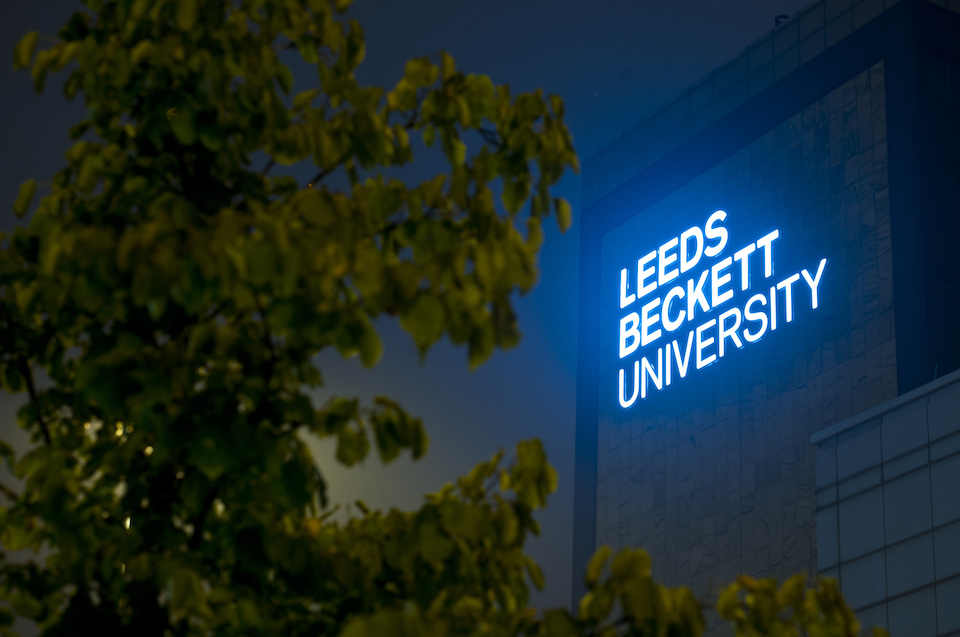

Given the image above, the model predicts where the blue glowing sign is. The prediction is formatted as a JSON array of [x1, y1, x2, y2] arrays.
[[616, 210, 827, 407]]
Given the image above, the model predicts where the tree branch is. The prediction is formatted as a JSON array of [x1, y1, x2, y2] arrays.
[[260, 158, 276, 177], [307, 101, 423, 188], [246, 297, 283, 435], [477, 127, 503, 148], [187, 486, 219, 550], [584, 615, 631, 636], [307, 164, 338, 188], [204, 300, 229, 322], [373, 206, 442, 241], [0, 480, 19, 501], [406, 96, 421, 129], [275, 39, 334, 65], [252, 298, 278, 386], [19, 358, 51, 445]]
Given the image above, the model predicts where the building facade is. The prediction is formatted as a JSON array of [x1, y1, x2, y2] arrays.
[[814, 369, 960, 633], [574, 0, 960, 633]]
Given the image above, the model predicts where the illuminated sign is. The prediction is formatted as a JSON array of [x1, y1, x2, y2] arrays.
[[616, 210, 827, 407]]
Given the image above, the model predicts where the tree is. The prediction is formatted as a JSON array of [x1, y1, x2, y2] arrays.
[[2, 1, 873, 635]]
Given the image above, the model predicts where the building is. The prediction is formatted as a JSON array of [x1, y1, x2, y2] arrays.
[[573, 0, 960, 633]]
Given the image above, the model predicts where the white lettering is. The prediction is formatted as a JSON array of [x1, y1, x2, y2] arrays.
[[696, 319, 717, 369], [687, 270, 710, 320], [619, 361, 639, 408], [711, 256, 734, 308], [638, 250, 657, 299], [640, 298, 662, 347], [658, 237, 680, 286], [613, 212, 829, 406], [743, 293, 769, 342], [672, 332, 695, 380], [777, 273, 801, 323], [704, 210, 728, 258], [680, 226, 704, 273], [718, 307, 744, 357], [756, 229, 780, 278], [620, 268, 636, 309], [661, 286, 686, 332], [641, 349, 663, 399], [619, 312, 640, 359], [769, 285, 777, 331], [802, 258, 827, 309], [733, 243, 755, 291], [665, 338, 672, 386]]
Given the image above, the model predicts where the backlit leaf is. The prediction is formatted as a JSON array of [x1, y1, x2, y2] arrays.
[[13, 31, 37, 70], [585, 546, 611, 586], [555, 197, 572, 232], [176, 0, 197, 31], [12, 179, 36, 218], [401, 295, 445, 351]]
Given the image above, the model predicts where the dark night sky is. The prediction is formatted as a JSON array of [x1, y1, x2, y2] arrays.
[[1, 0, 810, 611]]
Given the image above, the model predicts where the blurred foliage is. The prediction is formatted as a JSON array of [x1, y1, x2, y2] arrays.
[[1, 0, 878, 635], [716, 574, 884, 637]]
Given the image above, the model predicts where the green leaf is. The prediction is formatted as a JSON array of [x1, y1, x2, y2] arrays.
[[342, 611, 411, 637], [13, 179, 37, 218], [501, 179, 523, 215], [176, 0, 197, 31], [339, 617, 369, 637], [244, 242, 275, 285], [358, 320, 382, 367], [169, 106, 196, 145], [401, 295, 445, 351], [0, 518, 35, 552], [8, 591, 41, 620], [423, 125, 435, 147], [293, 89, 317, 110], [404, 58, 438, 87], [450, 138, 466, 165], [276, 65, 294, 94], [440, 51, 455, 81], [371, 418, 400, 464], [56, 41, 81, 68], [30, 48, 55, 92], [610, 548, 651, 580], [131, 40, 154, 64], [2, 363, 24, 393], [187, 436, 233, 480], [336, 427, 370, 466], [418, 520, 453, 566], [777, 573, 806, 608], [542, 610, 577, 637], [716, 582, 744, 620], [236, 598, 262, 627], [169, 565, 210, 618], [0, 437, 15, 466], [76, 154, 103, 192], [585, 545, 611, 586], [13, 31, 38, 70], [297, 38, 320, 64], [524, 555, 545, 590], [468, 321, 495, 370], [555, 197, 572, 232]]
